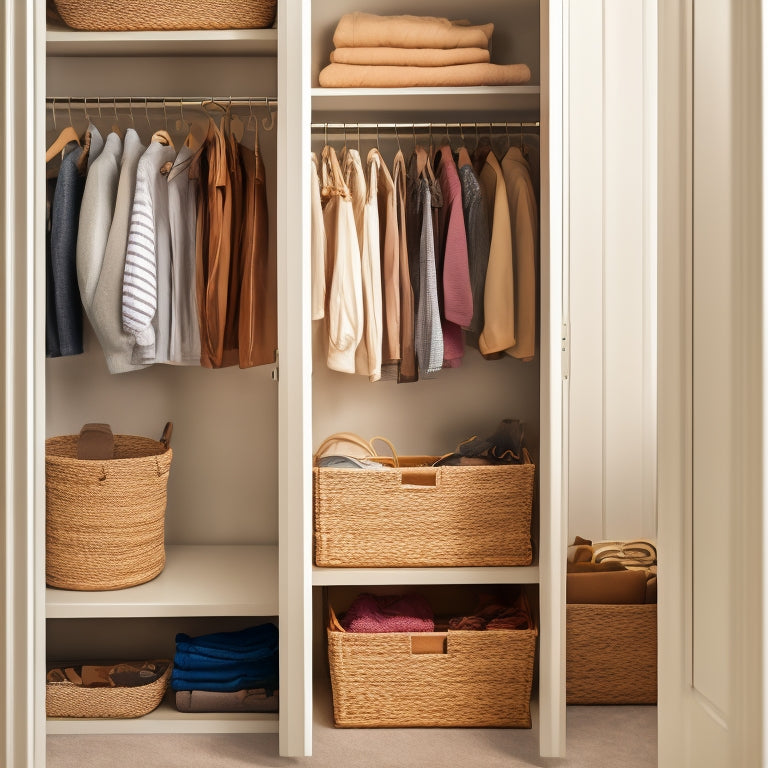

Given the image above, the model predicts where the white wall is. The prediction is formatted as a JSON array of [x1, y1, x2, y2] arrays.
[[567, 0, 657, 543]]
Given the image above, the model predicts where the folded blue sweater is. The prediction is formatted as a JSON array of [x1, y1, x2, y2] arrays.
[[172, 655, 277, 681], [171, 670, 279, 693], [174, 623, 278, 661]]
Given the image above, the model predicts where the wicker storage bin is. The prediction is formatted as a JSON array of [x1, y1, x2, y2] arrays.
[[51, 0, 276, 31], [45, 426, 172, 591], [314, 458, 535, 567], [566, 603, 657, 704], [46, 661, 172, 718], [327, 605, 537, 728]]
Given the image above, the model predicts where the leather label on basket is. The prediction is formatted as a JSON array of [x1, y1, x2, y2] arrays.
[[410, 634, 447, 654]]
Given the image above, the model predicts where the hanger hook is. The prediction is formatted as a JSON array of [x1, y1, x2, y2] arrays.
[[96, 96, 102, 120], [394, 123, 401, 154], [376, 122, 380, 150], [163, 98, 168, 131], [324, 122, 328, 147], [66, 98, 73, 127], [51, 97, 57, 130], [261, 98, 275, 131], [82, 97, 90, 124], [357, 122, 361, 152]]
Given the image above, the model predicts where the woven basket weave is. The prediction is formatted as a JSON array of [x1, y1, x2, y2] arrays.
[[327, 605, 537, 728], [51, 0, 276, 31], [566, 603, 657, 704], [314, 459, 534, 567], [46, 661, 172, 718], [46, 432, 172, 591]]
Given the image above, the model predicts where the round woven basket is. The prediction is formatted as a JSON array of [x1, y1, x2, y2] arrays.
[[46, 661, 172, 718], [51, 0, 276, 31], [46, 432, 172, 591]]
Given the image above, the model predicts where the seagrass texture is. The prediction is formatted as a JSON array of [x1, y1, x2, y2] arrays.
[[46, 661, 172, 718], [46, 434, 172, 591], [566, 604, 657, 704], [52, 0, 276, 31], [327, 613, 537, 727], [314, 462, 534, 567]]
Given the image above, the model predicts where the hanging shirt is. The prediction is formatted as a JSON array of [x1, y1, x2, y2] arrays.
[[371, 148, 400, 367], [237, 134, 276, 368], [474, 142, 516, 356], [91, 128, 148, 374], [77, 131, 123, 322], [392, 150, 417, 383], [321, 145, 363, 374], [46, 177, 60, 357], [310, 152, 327, 321], [354, 149, 383, 382], [414, 177, 443, 376], [50, 143, 85, 357], [167, 142, 201, 366], [122, 131, 176, 365], [501, 146, 538, 361], [457, 147, 490, 336]]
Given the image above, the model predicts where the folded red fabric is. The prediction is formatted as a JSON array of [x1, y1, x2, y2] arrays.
[[341, 593, 435, 633]]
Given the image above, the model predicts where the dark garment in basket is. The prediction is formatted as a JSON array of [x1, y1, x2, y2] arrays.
[[50, 143, 85, 356]]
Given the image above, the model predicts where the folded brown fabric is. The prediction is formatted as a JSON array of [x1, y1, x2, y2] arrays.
[[592, 539, 657, 568], [566, 570, 648, 604], [567, 544, 593, 563], [318, 63, 531, 89], [333, 12, 493, 50], [645, 575, 657, 604], [567, 561, 626, 573], [175, 688, 279, 713], [330, 46, 490, 67], [573, 535, 592, 546]]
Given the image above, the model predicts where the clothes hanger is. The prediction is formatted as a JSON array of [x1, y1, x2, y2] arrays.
[[225, 96, 246, 143], [45, 97, 81, 163], [261, 98, 275, 132], [111, 97, 124, 140]]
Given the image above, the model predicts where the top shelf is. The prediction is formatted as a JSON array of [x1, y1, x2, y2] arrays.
[[311, 86, 540, 122], [46, 26, 278, 57]]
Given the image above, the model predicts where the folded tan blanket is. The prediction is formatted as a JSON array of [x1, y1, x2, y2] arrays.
[[592, 538, 657, 569], [175, 688, 279, 713], [333, 12, 493, 50], [566, 570, 648, 605], [330, 46, 490, 67], [567, 543, 593, 563], [318, 62, 531, 89]]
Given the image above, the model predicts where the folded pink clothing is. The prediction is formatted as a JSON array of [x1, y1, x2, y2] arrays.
[[330, 47, 491, 67], [341, 592, 435, 633], [318, 62, 532, 89], [333, 12, 494, 50]]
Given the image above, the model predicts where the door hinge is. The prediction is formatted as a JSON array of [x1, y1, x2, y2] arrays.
[[561, 322, 570, 381], [271, 349, 279, 382]]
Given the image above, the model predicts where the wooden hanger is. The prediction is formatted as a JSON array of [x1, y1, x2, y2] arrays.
[[45, 125, 80, 164], [151, 129, 175, 150]]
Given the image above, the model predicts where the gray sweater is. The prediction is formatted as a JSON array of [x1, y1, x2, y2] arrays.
[[91, 128, 148, 374]]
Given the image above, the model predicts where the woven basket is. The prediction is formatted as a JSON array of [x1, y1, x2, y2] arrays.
[[327, 604, 537, 728], [47, 661, 172, 718], [45, 427, 172, 591], [566, 603, 657, 704], [314, 458, 534, 567], [51, 0, 276, 31]]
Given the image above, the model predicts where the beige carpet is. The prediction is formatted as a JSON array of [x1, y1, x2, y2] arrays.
[[47, 690, 657, 768]]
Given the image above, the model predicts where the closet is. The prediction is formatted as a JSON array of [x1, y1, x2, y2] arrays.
[[30, 0, 566, 763]]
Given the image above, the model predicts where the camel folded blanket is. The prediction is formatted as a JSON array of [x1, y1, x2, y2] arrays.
[[330, 46, 490, 67], [333, 12, 494, 50], [318, 62, 531, 89], [566, 570, 648, 605], [592, 538, 657, 569]]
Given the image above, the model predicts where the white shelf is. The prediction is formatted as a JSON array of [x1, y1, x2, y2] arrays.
[[311, 86, 541, 121], [47, 700, 278, 735], [46, 26, 278, 57], [312, 564, 540, 586], [46, 545, 278, 619]]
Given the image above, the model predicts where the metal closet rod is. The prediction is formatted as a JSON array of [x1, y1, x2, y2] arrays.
[[311, 121, 540, 130], [45, 96, 278, 109]]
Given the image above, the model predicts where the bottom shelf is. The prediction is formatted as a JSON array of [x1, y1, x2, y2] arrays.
[[47, 693, 279, 735]]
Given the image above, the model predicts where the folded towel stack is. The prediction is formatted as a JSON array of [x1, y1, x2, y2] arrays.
[[319, 13, 531, 88], [171, 623, 279, 713]]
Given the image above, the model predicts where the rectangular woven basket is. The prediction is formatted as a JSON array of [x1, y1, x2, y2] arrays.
[[327, 604, 537, 728], [51, 0, 276, 31], [566, 603, 657, 704], [314, 458, 535, 567]]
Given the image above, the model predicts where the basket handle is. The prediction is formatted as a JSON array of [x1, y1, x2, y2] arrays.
[[160, 422, 173, 450], [328, 603, 346, 633], [314, 432, 399, 467]]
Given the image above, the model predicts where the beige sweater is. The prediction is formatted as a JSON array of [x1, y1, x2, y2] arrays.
[[330, 46, 490, 67], [333, 12, 493, 50]]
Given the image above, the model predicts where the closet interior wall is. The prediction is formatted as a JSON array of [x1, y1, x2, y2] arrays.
[[44, 40, 281, 734]]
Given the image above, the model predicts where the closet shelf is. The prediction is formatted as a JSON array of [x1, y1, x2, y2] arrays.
[[46, 545, 278, 619], [47, 702, 278, 735], [311, 86, 541, 122], [312, 563, 540, 586], [46, 26, 278, 57]]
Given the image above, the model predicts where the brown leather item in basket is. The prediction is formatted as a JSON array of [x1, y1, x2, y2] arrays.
[[45, 423, 173, 591], [50, 0, 276, 31]]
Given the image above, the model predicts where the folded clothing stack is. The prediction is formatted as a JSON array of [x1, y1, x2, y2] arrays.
[[171, 623, 279, 713], [318, 12, 531, 88], [566, 537, 657, 604]]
